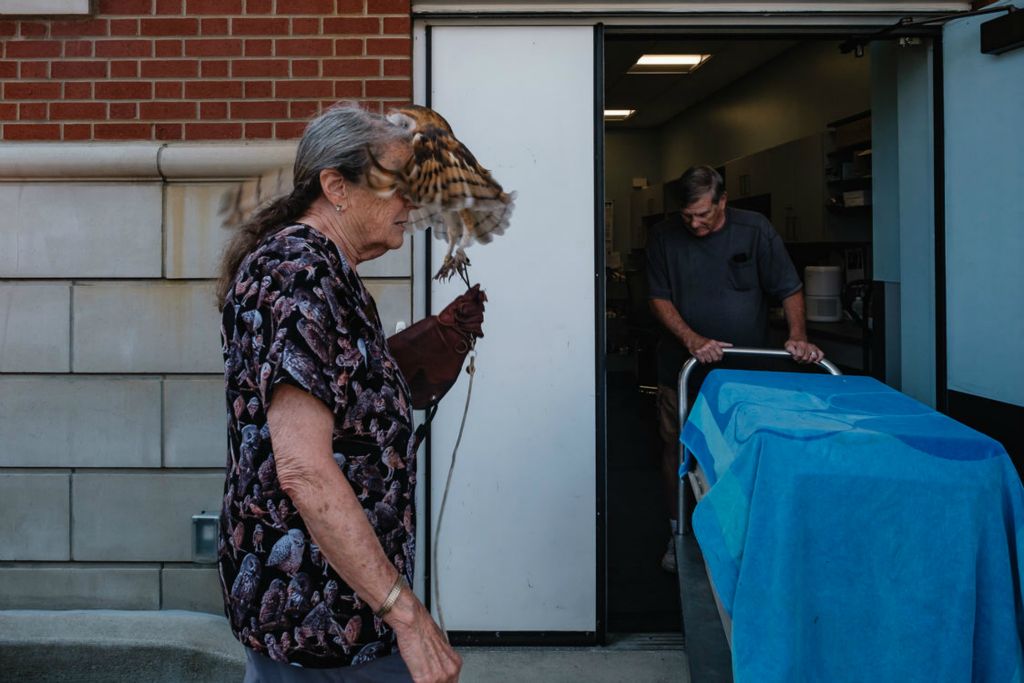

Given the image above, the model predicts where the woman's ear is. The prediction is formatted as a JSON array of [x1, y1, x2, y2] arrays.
[[319, 169, 349, 206]]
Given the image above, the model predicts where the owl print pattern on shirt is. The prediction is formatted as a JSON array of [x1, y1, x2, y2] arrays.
[[219, 223, 417, 669]]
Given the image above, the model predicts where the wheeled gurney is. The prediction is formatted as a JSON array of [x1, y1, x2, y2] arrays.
[[672, 351, 1024, 683], [673, 348, 839, 683]]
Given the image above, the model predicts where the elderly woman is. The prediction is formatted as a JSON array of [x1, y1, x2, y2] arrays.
[[217, 104, 465, 682]]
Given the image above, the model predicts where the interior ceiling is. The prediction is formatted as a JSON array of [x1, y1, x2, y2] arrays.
[[604, 38, 800, 129]]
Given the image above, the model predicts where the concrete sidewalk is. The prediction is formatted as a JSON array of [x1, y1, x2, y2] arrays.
[[460, 634, 689, 682], [0, 610, 688, 682]]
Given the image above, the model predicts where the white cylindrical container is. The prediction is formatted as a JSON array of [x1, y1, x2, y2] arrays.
[[804, 266, 843, 322], [805, 266, 842, 298]]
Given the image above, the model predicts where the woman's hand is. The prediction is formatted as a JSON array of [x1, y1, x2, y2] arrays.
[[438, 284, 486, 338], [387, 590, 462, 682]]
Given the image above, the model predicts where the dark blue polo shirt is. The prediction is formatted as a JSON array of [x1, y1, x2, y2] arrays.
[[646, 207, 802, 386]]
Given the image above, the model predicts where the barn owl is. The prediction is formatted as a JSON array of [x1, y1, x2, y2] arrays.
[[219, 105, 515, 285], [374, 105, 516, 284]]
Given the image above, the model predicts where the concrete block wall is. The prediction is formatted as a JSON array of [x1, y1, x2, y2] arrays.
[[0, 142, 414, 613]]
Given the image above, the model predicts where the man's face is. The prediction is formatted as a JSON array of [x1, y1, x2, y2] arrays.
[[681, 191, 727, 237]]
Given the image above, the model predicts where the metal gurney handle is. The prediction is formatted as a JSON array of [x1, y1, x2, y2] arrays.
[[676, 347, 841, 532]]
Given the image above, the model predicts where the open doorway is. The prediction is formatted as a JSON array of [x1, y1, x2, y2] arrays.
[[602, 34, 883, 634]]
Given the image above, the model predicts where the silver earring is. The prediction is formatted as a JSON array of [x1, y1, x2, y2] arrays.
[[334, 203, 344, 213]]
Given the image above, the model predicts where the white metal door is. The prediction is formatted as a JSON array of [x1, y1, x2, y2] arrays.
[[423, 25, 597, 632]]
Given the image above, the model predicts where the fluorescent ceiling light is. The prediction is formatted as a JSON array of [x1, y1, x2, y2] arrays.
[[604, 109, 636, 121], [629, 54, 711, 74]]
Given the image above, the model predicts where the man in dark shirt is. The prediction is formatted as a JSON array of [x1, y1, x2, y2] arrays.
[[647, 165, 823, 572]]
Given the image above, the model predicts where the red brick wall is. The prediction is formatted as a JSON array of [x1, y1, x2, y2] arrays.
[[0, 0, 412, 141]]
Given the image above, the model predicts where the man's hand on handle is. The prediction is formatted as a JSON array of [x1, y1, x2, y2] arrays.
[[785, 338, 825, 364], [684, 332, 733, 364]]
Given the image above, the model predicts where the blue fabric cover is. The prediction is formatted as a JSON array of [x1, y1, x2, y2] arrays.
[[682, 370, 1024, 683]]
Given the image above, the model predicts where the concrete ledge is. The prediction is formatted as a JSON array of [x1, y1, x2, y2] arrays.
[[0, 0, 90, 14], [0, 610, 244, 683], [0, 144, 161, 180], [161, 566, 224, 615], [0, 565, 160, 610], [0, 142, 295, 181], [159, 143, 297, 180]]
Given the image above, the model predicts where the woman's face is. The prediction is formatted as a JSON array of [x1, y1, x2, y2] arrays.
[[347, 142, 416, 259]]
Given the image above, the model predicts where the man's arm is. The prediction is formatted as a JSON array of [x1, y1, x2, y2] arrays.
[[649, 298, 732, 364], [269, 385, 461, 683], [780, 290, 824, 364]]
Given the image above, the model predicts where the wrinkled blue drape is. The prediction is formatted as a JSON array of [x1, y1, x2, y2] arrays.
[[683, 370, 1024, 683]]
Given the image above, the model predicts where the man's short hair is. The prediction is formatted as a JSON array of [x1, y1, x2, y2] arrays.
[[673, 165, 725, 208]]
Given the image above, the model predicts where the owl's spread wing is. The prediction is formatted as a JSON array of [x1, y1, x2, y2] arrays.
[[406, 198, 515, 246], [408, 124, 509, 208], [402, 124, 515, 244], [219, 165, 292, 228]]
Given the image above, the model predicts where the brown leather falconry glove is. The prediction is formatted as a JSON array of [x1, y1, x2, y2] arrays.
[[387, 284, 487, 410]]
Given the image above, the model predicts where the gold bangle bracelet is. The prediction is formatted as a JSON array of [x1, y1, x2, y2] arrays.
[[374, 575, 406, 618]]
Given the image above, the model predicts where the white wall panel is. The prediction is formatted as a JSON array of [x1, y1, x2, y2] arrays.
[[164, 183, 237, 280], [0, 283, 70, 372], [0, 377, 162, 468], [427, 25, 595, 631], [73, 281, 221, 373], [0, 183, 162, 278]]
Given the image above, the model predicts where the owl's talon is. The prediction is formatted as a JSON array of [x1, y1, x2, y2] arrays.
[[434, 255, 455, 282], [433, 253, 472, 285]]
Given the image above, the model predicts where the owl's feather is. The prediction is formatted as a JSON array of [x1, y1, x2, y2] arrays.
[[219, 166, 292, 229]]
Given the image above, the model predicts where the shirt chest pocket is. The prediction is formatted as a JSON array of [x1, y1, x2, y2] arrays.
[[727, 257, 758, 292]]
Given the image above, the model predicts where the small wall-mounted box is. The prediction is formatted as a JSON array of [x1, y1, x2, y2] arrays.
[[981, 10, 1024, 55], [192, 512, 219, 564]]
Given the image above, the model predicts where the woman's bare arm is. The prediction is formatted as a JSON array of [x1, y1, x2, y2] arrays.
[[268, 384, 461, 682]]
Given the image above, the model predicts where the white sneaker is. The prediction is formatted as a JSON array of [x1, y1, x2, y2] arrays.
[[660, 537, 677, 573]]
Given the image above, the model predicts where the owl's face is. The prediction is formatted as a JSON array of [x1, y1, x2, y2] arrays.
[[386, 111, 418, 133], [386, 106, 454, 135]]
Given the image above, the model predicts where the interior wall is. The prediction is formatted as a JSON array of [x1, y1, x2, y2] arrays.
[[871, 42, 903, 390], [658, 41, 870, 177], [604, 129, 663, 256], [943, 9, 1024, 408], [869, 40, 938, 408], [894, 41, 937, 408]]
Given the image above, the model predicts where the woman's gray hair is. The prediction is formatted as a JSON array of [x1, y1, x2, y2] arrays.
[[674, 165, 726, 208], [215, 102, 410, 307], [293, 103, 409, 190]]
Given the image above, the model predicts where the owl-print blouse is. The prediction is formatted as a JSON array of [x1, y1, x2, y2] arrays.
[[219, 223, 417, 669]]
